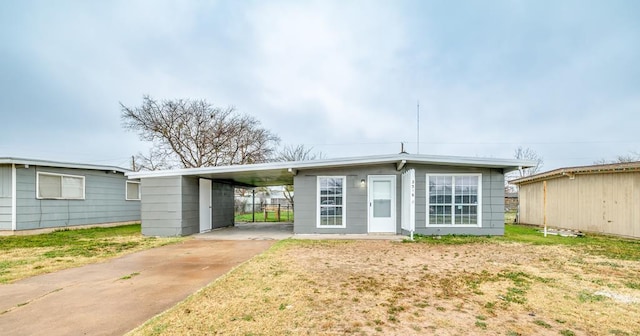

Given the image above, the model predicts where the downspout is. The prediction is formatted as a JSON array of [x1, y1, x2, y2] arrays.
[[11, 163, 16, 231]]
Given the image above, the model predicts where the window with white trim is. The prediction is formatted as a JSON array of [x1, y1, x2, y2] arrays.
[[427, 174, 481, 226], [126, 181, 141, 200], [37, 172, 85, 200], [317, 176, 346, 228]]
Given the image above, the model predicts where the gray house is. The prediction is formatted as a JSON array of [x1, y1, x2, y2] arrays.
[[127, 154, 533, 237], [0, 158, 141, 234]]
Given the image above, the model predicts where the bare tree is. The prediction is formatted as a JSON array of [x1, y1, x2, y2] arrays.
[[512, 146, 544, 178], [276, 144, 325, 162], [505, 146, 544, 193], [121, 96, 280, 169], [276, 144, 325, 206], [132, 146, 172, 171], [594, 151, 640, 165], [593, 158, 608, 165]]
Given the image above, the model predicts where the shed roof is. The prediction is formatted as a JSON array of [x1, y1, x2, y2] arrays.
[[126, 153, 535, 187], [511, 161, 640, 185], [0, 157, 131, 174]]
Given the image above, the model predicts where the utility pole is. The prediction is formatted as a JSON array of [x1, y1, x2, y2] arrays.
[[131, 155, 136, 171]]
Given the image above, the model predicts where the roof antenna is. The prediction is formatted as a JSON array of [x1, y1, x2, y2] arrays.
[[417, 100, 420, 155]]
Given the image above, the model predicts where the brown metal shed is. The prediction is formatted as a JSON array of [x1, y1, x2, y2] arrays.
[[512, 162, 640, 238]]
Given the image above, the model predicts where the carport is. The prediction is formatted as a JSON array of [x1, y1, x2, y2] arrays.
[[127, 162, 298, 237]]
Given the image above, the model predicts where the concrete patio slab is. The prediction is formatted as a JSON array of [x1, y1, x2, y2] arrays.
[[195, 222, 294, 240]]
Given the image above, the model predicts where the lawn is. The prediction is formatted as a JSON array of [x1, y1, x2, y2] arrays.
[[130, 225, 640, 336], [0, 224, 182, 283]]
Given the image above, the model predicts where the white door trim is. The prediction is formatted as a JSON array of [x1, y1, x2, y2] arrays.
[[11, 164, 16, 231], [199, 178, 212, 232], [367, 175, 397, 233]]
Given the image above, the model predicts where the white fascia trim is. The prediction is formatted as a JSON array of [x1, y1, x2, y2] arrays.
[[11, 164, 17, 230], [0, 157, 130, 174], [126, 154, 536, 179]]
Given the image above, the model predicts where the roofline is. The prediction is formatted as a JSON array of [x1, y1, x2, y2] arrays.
[[126, 153, 536, 179], [511, 161, 640, 185], [0, 157, 130, 174]]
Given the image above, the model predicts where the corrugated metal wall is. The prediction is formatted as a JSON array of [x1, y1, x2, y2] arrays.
[[518, 172, 640, 238]]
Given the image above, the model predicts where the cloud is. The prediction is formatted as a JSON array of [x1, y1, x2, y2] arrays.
[[245, 1, 413, 144], [0, 0, 638, 169]]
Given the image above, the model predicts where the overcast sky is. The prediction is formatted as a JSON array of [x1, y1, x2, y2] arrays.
[[1, 0, 638, 171]]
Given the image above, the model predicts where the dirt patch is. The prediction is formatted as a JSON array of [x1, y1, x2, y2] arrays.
[[131, 240, 640, 335]]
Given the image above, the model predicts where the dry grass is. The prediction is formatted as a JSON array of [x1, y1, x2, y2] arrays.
[[131, 239, 640, 336], [0, 224, 182, 283]]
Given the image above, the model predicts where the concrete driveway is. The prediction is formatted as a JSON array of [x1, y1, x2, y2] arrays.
[[0, 239, 273, 336]]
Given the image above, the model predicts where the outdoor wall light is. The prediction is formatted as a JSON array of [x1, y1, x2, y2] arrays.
[[360, 179, 366, 186]]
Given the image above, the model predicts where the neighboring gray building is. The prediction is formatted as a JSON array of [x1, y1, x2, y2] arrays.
[[0, 158, 141, 234], [128, 154, 533, 237]]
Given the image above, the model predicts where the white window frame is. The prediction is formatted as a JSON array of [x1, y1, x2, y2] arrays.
[[317, 176, 347, 229], [426, 173, 482, 227], [126, 181, 141, 201], [36, 172, 86, 200]]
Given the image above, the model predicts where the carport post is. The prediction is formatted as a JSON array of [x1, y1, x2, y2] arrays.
[[252, 189, 256, 222], [543, 180, 547, 237]]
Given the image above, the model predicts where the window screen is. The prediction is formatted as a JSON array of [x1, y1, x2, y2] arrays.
[[37, 173, 85, 199], [126, 181, 141, 200]]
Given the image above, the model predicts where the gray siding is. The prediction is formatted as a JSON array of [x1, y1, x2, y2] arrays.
[[140, 176, 184, 236], [15, 166, 140, 230], [180, 177, 200, 236], [211, 181, 234, 229], [410, 164, 505, 236], [0, 165, 12, 229], [294, 163, 506, 236], [140, 177, 235, 237], [141, 177, 234, 236], [294, 165, 401, 234]]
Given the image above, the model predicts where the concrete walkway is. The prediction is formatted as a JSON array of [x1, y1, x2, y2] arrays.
[[195, 222, 404, 241], [0, 240, 273, 336]]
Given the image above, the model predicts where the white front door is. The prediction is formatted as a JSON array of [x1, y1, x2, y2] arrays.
[[199, 179, 212, 232], [368, 175, 396, 233]]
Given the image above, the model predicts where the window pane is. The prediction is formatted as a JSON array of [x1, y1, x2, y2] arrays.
[[127, 182, 140, 200], [319, 177, 345, 227], [373, 199, 391, 218], [429, 174, 479, 226], [63, 176, 83, 199], [373, 181, 391, 199], [39, 174, 61, 198]]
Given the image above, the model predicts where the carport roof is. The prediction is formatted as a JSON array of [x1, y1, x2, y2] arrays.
[[126, 153, 535, 187]]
